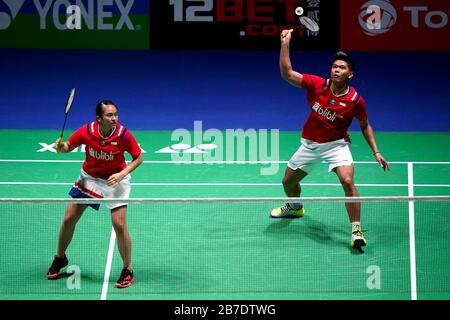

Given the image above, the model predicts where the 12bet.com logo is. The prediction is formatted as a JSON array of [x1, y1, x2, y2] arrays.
[[169, 0, 307, 37]]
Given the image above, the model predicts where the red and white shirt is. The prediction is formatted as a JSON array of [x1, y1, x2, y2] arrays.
[[301, 74, 368, 143], [68, 121, 141, 180]]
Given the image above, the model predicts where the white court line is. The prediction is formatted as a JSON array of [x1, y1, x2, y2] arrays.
[[408, 162, 417, 301], [101, 227, 116, 301], [0, 160, 84, 163], [1, 182, 450, 187], [1, 159, 450, 164], [1, 158, 443, 300]]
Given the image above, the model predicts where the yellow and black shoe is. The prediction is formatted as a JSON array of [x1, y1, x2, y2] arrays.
[[270, 204, 304, 219], [351, 225, 367, 253]]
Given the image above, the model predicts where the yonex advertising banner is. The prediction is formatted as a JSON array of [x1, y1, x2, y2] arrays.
[[0, 0, 149, 49], [341, 0, 450, 51], [149, 0, 340, 50]]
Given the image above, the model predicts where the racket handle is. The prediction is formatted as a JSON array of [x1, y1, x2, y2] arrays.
[[280, 29, 294, 39], [55, 137, 62, 154]]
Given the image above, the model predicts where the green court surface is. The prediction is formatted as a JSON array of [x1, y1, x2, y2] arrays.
[[0, 130, 449, 300]]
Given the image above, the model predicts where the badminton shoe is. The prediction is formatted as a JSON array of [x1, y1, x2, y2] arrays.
[[270, 203, 304, 218], [351, 225, 367, 251], [47, 254, 69, 279], [115, 268, 134, 288]]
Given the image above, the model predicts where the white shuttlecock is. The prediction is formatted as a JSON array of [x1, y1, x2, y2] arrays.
[[295, 7, 304, 16]]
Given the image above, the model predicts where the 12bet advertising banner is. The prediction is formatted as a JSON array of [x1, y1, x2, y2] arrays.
[[149, 0, 340, 50], [149, 0, 449, 51], [1, 1, 448, 50]]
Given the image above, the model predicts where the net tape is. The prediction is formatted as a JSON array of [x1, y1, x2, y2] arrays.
[[0, 196, 449, 204]]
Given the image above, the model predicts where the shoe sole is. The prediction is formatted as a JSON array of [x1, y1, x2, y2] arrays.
[[46, 260, 68, 280], [115, 278, 134, 289], [270, 208, 304, 219], [47, 273, 61, 280], [352, 239, 367, 253], [270, 213, 303, 219]]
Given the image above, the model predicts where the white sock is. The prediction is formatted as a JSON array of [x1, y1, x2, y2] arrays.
[[351, 222, 360, 230]]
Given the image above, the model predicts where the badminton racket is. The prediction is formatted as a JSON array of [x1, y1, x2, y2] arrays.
[[281, 7, 320, 38], [60, 87, 76, 139]]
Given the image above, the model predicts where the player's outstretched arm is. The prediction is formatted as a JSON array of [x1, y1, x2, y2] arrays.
[[359, 120, 390, 171], [279, 29, 303, 88]]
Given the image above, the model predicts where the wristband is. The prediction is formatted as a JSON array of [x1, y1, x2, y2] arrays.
[[373, 151, 380, 155]]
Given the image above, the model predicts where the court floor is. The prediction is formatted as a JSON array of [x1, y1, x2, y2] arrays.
[[0, 130, 449, 300]]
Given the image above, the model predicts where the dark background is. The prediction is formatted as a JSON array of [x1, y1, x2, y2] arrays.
[[0, 0, 449, 132]]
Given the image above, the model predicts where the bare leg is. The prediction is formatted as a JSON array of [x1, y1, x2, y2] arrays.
[[111, 205, 132, 270], [334, 165, 360, 223], [57, 204, 87, 257], [282, 167, 308, 197]]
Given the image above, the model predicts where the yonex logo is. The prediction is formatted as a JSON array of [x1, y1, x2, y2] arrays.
[[0, 0, 137, 31], [36, 142, 146, 153], [0, 0, 25, 30]]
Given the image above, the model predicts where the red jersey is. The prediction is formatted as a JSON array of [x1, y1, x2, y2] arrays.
[[301, 74, 368, 143], [68, 122, 141, 180]]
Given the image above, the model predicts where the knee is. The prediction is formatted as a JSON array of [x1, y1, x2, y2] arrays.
[[62, 210, 81, 226], [341, 176, 358, 194], [112, 220, 127, 235], [62, 204, 85, 227], [282, 176, 294, 187], [62, 215, 77, 226], [282, 177, 300, 191], [341, 176, 354, 188]]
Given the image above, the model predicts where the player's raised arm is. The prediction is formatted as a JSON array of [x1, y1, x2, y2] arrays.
[[279, 29, 303, 88]]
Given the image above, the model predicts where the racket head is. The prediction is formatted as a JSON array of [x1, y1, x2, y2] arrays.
[[299, 16, 320, 32], [65, 87, 76, 114]]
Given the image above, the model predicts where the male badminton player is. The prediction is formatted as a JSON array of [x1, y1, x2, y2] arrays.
[[272, 30, 390, 252], [47, 100, 143, 288]]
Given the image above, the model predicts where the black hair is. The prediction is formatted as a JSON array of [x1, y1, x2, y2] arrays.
[[332, 51, 355, 72], [95, 100, 117, 117]]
